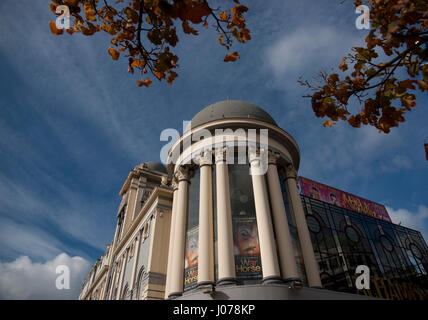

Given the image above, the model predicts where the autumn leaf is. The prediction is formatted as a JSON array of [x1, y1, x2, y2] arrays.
[[323, 120, 334, 128], [338, 57, 348, 72], [137, 79, 152, 87], [218, 35, 224, 45], [224, 51, 241, 62], [300, 0, 427, 133], [154, 71, 165, 80], [48, 0, 250, 88], [108, 46, 120, 60], [131, 59, 146, 68], [49, 20, 64, 35], [182, 20, 198, 35], [219, 11, 228, 22]]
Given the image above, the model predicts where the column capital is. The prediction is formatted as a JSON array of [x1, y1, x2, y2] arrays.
[[195, 149, 213, 167], [214, 147, 232, 163], [285, 164, 298, 181], [268, 150, 280, 165], [171, 178, 179, 191], [248, 146, 267, 163], [174, 165, 194, 183], [249, 147, 268, 175]]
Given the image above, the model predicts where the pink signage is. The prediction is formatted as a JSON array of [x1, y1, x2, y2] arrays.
[[299, 176, 392, 222]]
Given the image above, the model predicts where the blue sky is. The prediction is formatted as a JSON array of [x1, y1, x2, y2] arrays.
[[0, 1, 427, 298]]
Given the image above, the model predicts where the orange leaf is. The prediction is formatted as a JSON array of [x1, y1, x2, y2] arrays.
[[108, 47, 120, 60], [49, 20, 64, 35], [224, 51, 241, 62], [323, 120, 334, 128], [219, 11, 228, 21], [218, 35, 224, 45], [154, 71, 165, 80], [338, 57, 348, 71], [137, 79, 152, 87], [131, 59, 146, 68]]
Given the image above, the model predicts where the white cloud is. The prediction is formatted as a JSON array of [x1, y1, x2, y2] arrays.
[[380, 155, 412, 172], [265, 26, 363, 80], [386, 205, 428, 240], [0, 253, 90, 300]]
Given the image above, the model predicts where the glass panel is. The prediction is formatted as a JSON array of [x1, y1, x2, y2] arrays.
[[229, 162, 262, 282], [184, 170, 200, 290]]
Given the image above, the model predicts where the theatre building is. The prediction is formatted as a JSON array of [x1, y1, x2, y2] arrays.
[[78, 100, 428, 300]]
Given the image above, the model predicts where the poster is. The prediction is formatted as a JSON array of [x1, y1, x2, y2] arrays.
[[233, 217, 262, 279], [184, 226, 198, 288], [299, 176, 392, 222]]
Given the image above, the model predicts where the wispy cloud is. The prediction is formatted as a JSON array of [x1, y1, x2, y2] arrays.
[[264, 26, 364, 87], [380, 155, 412, 172]]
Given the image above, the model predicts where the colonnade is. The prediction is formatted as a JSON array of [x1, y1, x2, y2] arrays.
[[165, 147, 321, 298]]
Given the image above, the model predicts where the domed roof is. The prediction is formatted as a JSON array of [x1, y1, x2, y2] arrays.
[[190, 100, 277, 129], [135, 161, 167, 174]]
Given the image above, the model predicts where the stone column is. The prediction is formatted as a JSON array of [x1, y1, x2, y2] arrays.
[[103, 221, 121, 300], [285, 164, 322, 288], [107, 262, 119, 300], [129, 229, 143, 299], [266, 151, 300, 282], [249, 148, 281, 283], [116, 249, 129, 300], [215, 147, 236, 285], [196, 150, 215, 286], [164, 179, 179, 299], [168, 166, 193, 298]]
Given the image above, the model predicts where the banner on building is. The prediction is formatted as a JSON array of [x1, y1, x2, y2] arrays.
[[233, 217, 262, 279], [299, 176, 392, 222], [184, 226, 198, 288]]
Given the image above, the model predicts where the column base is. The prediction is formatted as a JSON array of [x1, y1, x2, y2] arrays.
[[217, 277, 237, 286], [168, 292, 183, 299], [283, 278, 303, 288], [197, 281, 215, 287], [309, 286, 323, 289], [196, 281, 216, 294], [262, 276, 283, 284]]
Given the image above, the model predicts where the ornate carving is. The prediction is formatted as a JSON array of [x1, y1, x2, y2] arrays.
[[268, 150, 280, 165], [214, 146, 232, 163], [174, 165, 194, 182], [285, 164, 298, 181], [195, 149, 213, 167], [161, 175, 168, 186], [248, 147, 268, 175], [171, 178, 179, 191], [248, 146, 267, 163]]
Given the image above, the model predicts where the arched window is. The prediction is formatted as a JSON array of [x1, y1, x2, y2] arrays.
[[135, 266, 146, 300], [121, 283, 129, 300]]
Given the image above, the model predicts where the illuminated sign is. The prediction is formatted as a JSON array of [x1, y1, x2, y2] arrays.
[[299, 177, 392, 222]]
